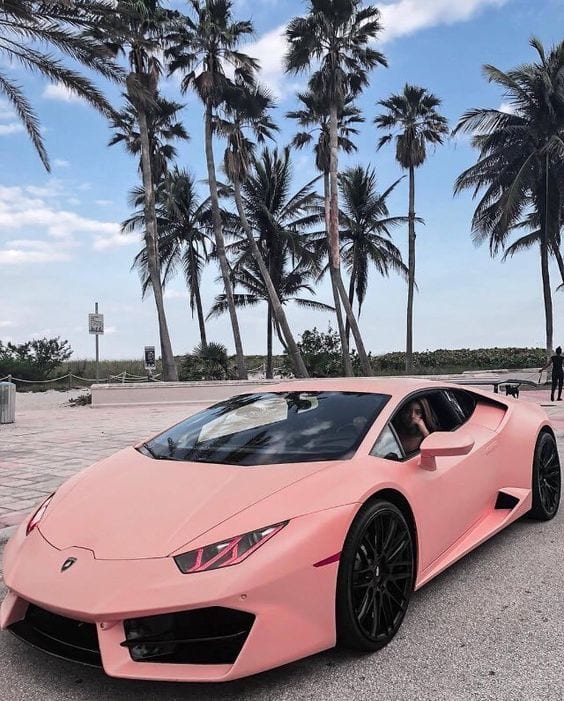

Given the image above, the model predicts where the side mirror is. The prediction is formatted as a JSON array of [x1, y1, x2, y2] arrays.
[[419, 431, 474, 471]]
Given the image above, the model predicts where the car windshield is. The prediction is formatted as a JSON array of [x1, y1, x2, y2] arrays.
[[141, 391, 390, 466]]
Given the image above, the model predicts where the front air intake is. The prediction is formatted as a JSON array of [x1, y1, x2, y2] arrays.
[[9, 604, 101, 667], [123, 607, 255, 665]]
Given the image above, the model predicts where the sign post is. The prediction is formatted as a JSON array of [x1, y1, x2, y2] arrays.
[[88, 304, 104, 382], [144, 346, 156, 381]]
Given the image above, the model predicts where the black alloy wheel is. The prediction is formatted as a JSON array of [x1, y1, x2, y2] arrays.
[[336, 500, 414, 652], [530, 431, 561, 520]]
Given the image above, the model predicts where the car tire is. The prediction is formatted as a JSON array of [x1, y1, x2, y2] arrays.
[[336, 499, 415, 652], [529, 431, 561, 521]]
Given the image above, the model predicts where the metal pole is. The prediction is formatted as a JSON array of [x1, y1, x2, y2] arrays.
[[95, 302, 99, 383]]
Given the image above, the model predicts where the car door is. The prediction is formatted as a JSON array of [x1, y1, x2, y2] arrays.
[[372, 390, 498, 571]]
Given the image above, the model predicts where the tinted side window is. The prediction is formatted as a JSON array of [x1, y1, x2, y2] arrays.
[[444, 390, 476, 425], [371, 425, 403, 461]]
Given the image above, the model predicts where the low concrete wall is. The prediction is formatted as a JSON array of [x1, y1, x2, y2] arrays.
[[91, 369, 543, 408], [91, 379, 289, 408]]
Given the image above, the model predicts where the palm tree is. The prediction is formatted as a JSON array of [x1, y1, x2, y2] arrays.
[[167, 0, 258, 380], [288, 89, 363, 376], [454, 39, 564, 353], [109, 95, 188, 183], [375, 84, 449, 373], [501, 210, 564, 291], [208, 254, 332, 378], [0, 0, 121, 170], [123, 169, 214, 349], [339, 166, 409, 342], [91, 0, 181, 380], [285, 0, 388, 377], [225, 146, 325, 377], [219, 82, 309, 377]]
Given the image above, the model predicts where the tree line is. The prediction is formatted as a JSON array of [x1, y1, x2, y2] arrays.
[[3, 1, 564, 380]]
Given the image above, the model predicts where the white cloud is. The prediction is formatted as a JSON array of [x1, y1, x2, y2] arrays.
[[54, 159, 70, 168], [0, 101, 15, 120], [0, 249, 71, 264], [0, 123, 24, 135], [0, 184, 123, 262], [164, 289, 185, 300], [378, 0, 509, 43], [95, 199, 113, 206], [92, 231, 133, 250], [0, 320, 14, 328], [245, 25, 299, 99], [24, 180, 65, 198], [42, 83, 83, 103], [248, 0, 509, 100]]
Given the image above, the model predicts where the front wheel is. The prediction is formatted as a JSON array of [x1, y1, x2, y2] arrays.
[[529, 431, 561, 520], [336, 500, 415, 652]]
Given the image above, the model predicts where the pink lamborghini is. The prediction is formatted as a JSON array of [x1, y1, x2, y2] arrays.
[[1, 378, 561, 682]]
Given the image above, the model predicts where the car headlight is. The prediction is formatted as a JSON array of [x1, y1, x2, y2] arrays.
[[26, 493, 55, 536], [173, 521, 288, 574]]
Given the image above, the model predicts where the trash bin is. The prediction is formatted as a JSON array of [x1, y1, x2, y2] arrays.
[[0, 381, 16, 424]]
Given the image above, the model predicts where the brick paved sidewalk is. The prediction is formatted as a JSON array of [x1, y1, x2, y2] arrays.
[[1, 388, 563, 534]]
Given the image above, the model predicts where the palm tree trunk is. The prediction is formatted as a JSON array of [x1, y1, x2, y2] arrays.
[[345, 255, 357, 347], [135, 94, 178, 382], [204, 104, 247, 379], [274, 321, 288, 355], [328, 104, 372, 376], [541, 162, 554, 352], [324, 171, 353, 377], [540, 239, 554, 352], [187, 245, 208, 349], [406, 165, 416, 374], [232, 179, 308, 378], [193, 279, 208, 350], [266, 303, 273, 379], [552, 243, 564, 287]]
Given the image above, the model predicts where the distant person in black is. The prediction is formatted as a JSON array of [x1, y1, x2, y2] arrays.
[[541, 346, 563, 401]]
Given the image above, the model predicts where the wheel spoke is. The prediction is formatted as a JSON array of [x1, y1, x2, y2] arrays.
[[387, 571, 411, 582], [386, 535, 408, 561], [381, 517, 397, 554], [371, 590, 382, 637], [386, 586, 406, 610], [356, 585, 374, 623]]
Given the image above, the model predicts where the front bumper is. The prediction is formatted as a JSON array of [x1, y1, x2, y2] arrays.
[[1, 505, 354, 682]]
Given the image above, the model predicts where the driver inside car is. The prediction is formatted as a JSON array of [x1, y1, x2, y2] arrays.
[[394, 398, 438, 455]]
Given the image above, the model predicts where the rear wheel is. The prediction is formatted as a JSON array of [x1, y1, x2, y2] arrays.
[[336, 500, 414, 652], [529, 431, 561, 520]]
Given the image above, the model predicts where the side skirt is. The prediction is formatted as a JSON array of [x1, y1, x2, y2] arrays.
[[414, 488, 531, 589]]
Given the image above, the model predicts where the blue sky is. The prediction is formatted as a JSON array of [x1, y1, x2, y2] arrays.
[[1, 0, 564, 360]]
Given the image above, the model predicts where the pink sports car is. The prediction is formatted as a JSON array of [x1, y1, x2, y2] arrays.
[[1, 378, 561, 682]]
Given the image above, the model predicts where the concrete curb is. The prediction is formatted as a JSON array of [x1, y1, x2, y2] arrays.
[[0, 526, 17, 545]]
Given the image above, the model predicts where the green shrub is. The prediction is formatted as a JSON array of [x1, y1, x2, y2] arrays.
[[284, 327, 548, 377], [179, 342, 236, 381], [0, 337, 72, 381], [283, 326, 345, 377]]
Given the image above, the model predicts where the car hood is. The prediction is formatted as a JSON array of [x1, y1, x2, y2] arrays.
[[39, 446, 329, 560]]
